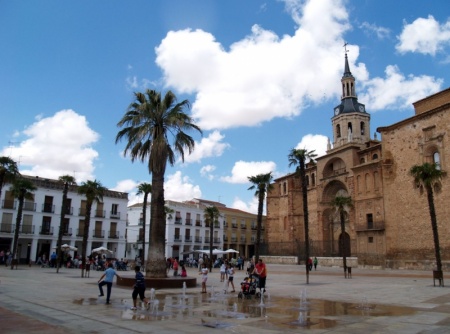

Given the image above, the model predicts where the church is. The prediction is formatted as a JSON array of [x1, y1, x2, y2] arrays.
[[266, 53, 450, 270]]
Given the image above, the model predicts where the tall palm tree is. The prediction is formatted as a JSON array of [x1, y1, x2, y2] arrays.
[[204, 205, 221, 271], [410, 162, 446, 273], [330, 195, 353, 278], [9, 178, 36, 269], [56, 175, 77, 273], [248, 172, 273, 262], [136, 182, 152, 268], [0, 156, 20, 200], [78, 180, 106, 278], [288, 148, 317, 284], [116, 89, 201, 278]]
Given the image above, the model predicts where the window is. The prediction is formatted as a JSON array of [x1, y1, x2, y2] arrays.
[[433, 151, 441, 169], [360, 122, 365, 135], [372, 154, 378, 160], [367, 213, 373, 229], [368, 237, 373, 243], [283, 182, 287, 195], [311, 173, 315, 186], [336, 124, 341, 138]]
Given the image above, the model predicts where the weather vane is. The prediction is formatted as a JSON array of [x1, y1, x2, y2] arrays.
[[343, 42, 349, 55]]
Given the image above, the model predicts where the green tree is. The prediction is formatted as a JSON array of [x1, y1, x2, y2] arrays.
[[78, 180, 106, 278], [56, 175, 77, 273], [288, 148, 317, 284], [330, 196, 353, 277], [410, 162, 446, 273], [248, 172, 273, 262], [0, 156, 20, 200], [136, 182, 152, 268], [204, 205, 221, 271], [116, 89, 201, 277], [10, 178, 36, 269]]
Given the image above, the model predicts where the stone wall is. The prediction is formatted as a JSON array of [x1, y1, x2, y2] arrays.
[[261, 256, 358, 267]]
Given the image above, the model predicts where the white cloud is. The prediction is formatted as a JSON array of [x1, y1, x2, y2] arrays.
[[112, 179, 140, 206], [1, 110, 99, 182], [165, 171, 202, 201], [221, 161, 276, 184], [184, 131, 230, 163], [200, 164, 216, 180], [295, 134, 328, 159], [359, 65, 443, 110], [396, 15, 450, 55], [360, 22, 390, 40], [232, 196, 260, 215]]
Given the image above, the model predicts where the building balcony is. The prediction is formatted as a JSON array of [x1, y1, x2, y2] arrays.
[[23, 202, 36, 212], [108, 231, 120, 239], [42, 203, 55, 213], [2, 200, 16, 209], [175, 218, 182, 225], [21, 225, 35, 234], [79, 208, 87, 216], [185, 219, 192, 225], [213, 237, 221, 244], [240, 237, 246, 243], [185, 236, 192, 242], [231, 237, 237, 242], [251, 225, 257, 230], [204, 237, 210, 243], [214, 223, 220, 228], [355, 221, 385, 232], [138, 218, 144, 226], [240, 224, 247, 229], [76, 229, 84, 237], [232, 224, 238, 229], [223, 236, 228, 242], [194, 236, 202, 243], [110, 211, 120, 219], [63, 206, 73, 215], [39, 226, 53, 235], [0, 223, 13, 233], [63, 228, 72, 236], [94, 210, 105, 218], [174, 235, 183, 242], [205, 222, 210, 228], [92, 229, 104, 238], [195, 220, 202, 226]]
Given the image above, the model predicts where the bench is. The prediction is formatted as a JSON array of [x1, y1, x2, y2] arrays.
[[433, 270, 444, 287]]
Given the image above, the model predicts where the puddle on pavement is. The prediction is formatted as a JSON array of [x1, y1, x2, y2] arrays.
[[72, 290, 416, 330]]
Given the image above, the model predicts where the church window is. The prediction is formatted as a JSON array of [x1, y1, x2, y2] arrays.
[[367, 213, 373, 229], [283, 182, 287, 194], [372, 154, 378, 160], [433, 151, 441, 169], [311, 173, 315, 186], [336, 124, 341, 138], [348, 122, 353, 133]]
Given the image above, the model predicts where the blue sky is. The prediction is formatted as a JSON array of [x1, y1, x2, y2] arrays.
[[1, 0, 450, 213]]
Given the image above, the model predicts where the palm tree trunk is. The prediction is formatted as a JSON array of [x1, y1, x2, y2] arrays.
[[11, 194, 24, 270], [300, 162, 310, 284], [142, 194, 147, 270], [56, 184, 68, 273], [255, 191, 264, 263], [209, 222, 213, 272], [426, 186, 442, 272], [81, 204, 92, 278], [340, 210, 347, 277]]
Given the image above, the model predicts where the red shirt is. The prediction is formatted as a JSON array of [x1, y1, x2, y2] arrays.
[[255, 262, 267, 278]]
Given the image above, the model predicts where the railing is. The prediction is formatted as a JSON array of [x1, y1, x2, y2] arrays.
[[21, 225, 34, 234], [324, 167, 347, 178], [185, 219, 192, 225], [110, 211, 120, 219], [92, 229, 104, 238], [204, 237, 210, 243], [240, 224, 247, 229], [232, 224, 238, 229], [39, 226, 54, 235], [95, 210, 105, 218], [195, 236, 202, 243], [355, 221, 385, 231], [63, 206, 73, 215], [175, 218, 182, 224], [214, 223, 220, 228], [224, 222, 228, 228], [2, 200, 16, 209], [185, 236, 192, 242], [174, 235, 182, 242], [251, 225, 257, 230], [138, 218, 144, 226], [42, 203, 55, 213], [213, 237, 220, 243], [79, 208, 87, 216], [205, 222, 210, 228], [231, 237, 237, 242], [23, 202, 36, 212], [0, 223, 13, 233], [108, 231, 120, 239], [63, 228, 72, 236], [223, 236, 228, 242], [76, 229, 84, 237], [240, 237, 246, 242], [195, 220, 202, 226]]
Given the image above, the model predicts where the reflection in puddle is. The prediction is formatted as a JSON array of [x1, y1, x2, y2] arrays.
[[72, 291, 416, 331]]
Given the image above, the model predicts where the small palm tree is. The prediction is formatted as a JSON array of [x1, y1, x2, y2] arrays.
[[116, 89, 201, 278], [248, 172, 273, 262], [0, 156, 20, 200], [78, 180, 106, 278], [204, 205, 221, 271], [410, 162, 446, 273], [136, 182, 152, 268], [56, 175, 77, 273], [330, 196, 353, 277], [10, 178, 36, 269], [288, 148, 317, 284]]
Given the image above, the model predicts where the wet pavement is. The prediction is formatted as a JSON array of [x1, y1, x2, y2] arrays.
[[0, 264, 449, 333]]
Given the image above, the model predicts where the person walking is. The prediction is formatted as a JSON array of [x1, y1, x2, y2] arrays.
[[199, 263, 208, 293], [98, 263, 122, 304], [253, 258, 267, 293], [173, 258, 179, 276], [220, 261, 227, 282], [131, 265, 150, 311], [313, 257, 318, 270], [227, 263, 235, 292]]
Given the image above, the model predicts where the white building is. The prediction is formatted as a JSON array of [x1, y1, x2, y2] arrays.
[[0, 175, 128, 263], [127, 199, 225, 260]]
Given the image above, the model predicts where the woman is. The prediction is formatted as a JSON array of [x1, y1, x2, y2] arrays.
[[199, 263, 208, 293]]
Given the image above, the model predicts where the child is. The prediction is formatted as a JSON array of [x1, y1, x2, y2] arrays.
[[220, 261, 226, 282], [227, 263, 235, 292], [199, 263, 208, 293], [180, 264, 187, 277], [131, 265, 150, 311]]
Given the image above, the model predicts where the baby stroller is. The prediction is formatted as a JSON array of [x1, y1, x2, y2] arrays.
[[238, 275, 261, 299]]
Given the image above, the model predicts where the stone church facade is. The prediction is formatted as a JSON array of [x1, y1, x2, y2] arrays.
[[266, 54, 450, 270]]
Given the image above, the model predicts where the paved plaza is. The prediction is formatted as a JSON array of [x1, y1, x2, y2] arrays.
[[0, 263, 449, 333]]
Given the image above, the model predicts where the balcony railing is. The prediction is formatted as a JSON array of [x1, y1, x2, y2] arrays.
[[63, 228, 73, 236], [174, 235, 182, 242], [223, 236, 228, 242], [195, 220, 202, 226], [232, 223, 238, 229], [42, 203, 55, 213], [204, 237, 210, 243], [108, 231, 120, 239], [0, 223, 13, 233], [185, 219, 192, 225], [240, 237, 246, 242], [23, 202, 36, 212], [110, 211, 120, 219], [138, 218, 144, 226], [195, 236, 202, 243], [240, 224, 246, 229], [92, 229, 104, 238], [21, 225, 34, 234], [2, 200, 16, 209], [39, 226, 54, 235], [214, 223, 220, 228], [213, 237, 221, 243], [63, 206, 73, 215], [205, 222, 210, 228], [185, 236, 192, 242], [231, 237, 237, 242], [95, 210, 105, 218], [79, 208, 87, 216], [175, 218, 182, 224], [76, 229, 84, 237], [355, 221, 385, 232]]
